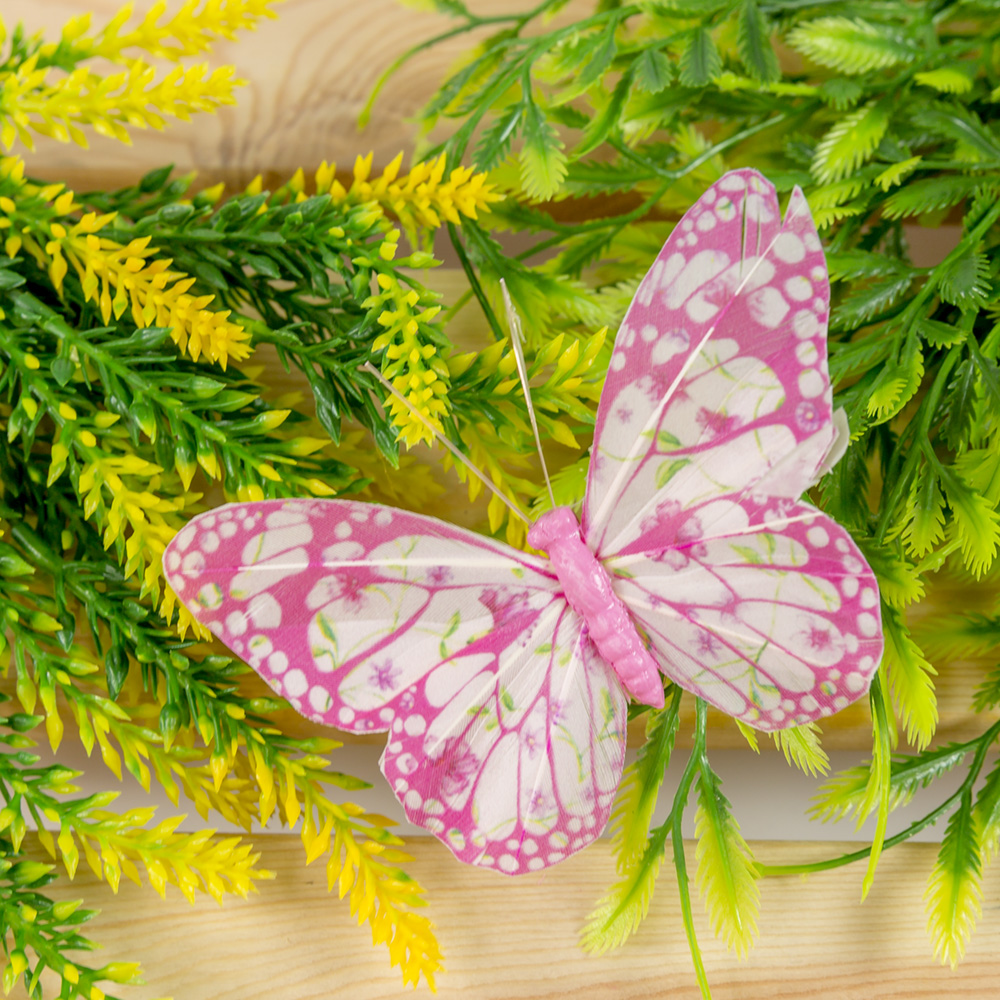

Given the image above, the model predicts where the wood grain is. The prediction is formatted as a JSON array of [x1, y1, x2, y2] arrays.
[[8, 0, 579, 189], [10, 834, 1000, 1000]]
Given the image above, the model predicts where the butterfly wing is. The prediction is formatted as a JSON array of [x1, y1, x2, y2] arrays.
[[583, 169, 839, 559], [606, 502, 882, 729], [163, 498, 626, 873]]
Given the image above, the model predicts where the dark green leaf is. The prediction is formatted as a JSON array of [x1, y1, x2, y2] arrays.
[[679, 27, 721, 87]]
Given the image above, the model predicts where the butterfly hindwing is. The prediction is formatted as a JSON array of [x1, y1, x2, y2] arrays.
[[164, 498, 627, 873], [607, 502, 882, 728]]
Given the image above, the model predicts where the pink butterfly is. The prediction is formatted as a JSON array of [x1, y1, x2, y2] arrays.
[[163, 170, 883, 876]]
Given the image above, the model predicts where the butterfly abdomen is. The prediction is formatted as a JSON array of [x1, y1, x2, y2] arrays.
[[528, 508, 665, 708]]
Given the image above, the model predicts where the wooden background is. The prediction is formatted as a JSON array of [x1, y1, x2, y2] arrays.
[[7, 2, 1000, 997]]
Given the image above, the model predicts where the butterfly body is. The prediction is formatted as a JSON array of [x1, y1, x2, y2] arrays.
[[529, 507, 665, 708], [165, 169, 884, 876]]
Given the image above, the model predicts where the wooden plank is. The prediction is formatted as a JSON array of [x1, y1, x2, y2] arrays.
[[8, 0, 567, 189], [11, 835, 1000, 999]]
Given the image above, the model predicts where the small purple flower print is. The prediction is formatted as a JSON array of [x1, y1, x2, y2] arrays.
[[795, 399, 823, 432], [369, 658, 399, 692], [427, 565, 453, 586]]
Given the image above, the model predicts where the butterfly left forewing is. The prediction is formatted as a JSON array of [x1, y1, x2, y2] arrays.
[[607, 501, 882, 729]]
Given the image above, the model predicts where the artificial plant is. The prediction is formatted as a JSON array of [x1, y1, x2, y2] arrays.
[[0, 1, 612, 993], [362, 0, 1000, 991]]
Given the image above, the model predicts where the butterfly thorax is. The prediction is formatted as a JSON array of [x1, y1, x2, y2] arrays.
[[528, 507, 664, 708]]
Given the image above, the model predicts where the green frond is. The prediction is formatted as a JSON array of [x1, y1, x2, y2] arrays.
[[693, 761, 759, 956], [925, 790, 983, 968], [519, 99, 567, 201], [581, 825, 668, 955], [862, 673, 894, 899], [902, 465, 947, 558], [973, 757, 1000, 862], [882, 606, 938, 751], [882, 175, 995, 220], [939, 465, 1000, 578], [609, 688, 682, 871], [770, 722, 830, 777], [787, 16, 919, 74], [812, 101, 890, 184], [859, 540, 925, 607]]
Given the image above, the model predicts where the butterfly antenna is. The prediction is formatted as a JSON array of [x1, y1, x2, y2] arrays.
[[500, 279, 556, 509], [361, 361, 531, 526]]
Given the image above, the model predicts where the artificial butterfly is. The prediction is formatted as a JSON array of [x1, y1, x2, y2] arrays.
[[163, 169, 883, 876]]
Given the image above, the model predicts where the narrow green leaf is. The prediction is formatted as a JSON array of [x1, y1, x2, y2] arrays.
[[679, 27, 721, 87], [788, 16, 918, 75], [737, 0, 780, 83], [610, 688, 682, 871], [882, 606, 938, 751], [938, 464, 1000, 577], [812, 101, 890, 184], [925, 788, 983, 968], [519, 99, 568, 201], [635, 48, 674, 93], [770, 723, 830, 777], [474, 102, 525, 172], [694, 760, 760, 956], [938, 246, 990, 310], [576, 70, 634, 158], [902, 463, 946, 558], [861, 671, 893, 900]]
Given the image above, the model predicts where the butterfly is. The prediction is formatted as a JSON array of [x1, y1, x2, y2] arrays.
[[163, 169, 884, 877]]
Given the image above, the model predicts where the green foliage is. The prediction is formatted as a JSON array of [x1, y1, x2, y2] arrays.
[[770, 723, 830, 777], [388, 0, 1000, 990], [693, 760, 759, 956]]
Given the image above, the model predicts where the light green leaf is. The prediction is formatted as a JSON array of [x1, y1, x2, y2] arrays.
[[862, 671, 893, 900], [882, 606, 938, 751], [925, 789, 983, 968], [883, 175, 996, 220], [938, 246, 991, 310], [874, 156, 922, 192], [770, 722, 830, 777], [914, 68, 973, 94], [519, 99, 567, 201], [610, 689, 682, 871], [694, 761, 759, 956], [939, 465, 1000, 577], [902, 464, 946, 558], [788, 16, 918, 75], [581, 824, 668, 954], [812, 101, 890, 184]]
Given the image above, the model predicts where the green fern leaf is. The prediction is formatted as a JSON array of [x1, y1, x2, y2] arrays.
[[902, 464, 946, 558], [882, 606, 938, 750], [938, 464, 1000, 577], [865, 336, 923, 425], [943, 359, 979, 450], [788, 16, 918, 75], [882, 175, 992, 219], [917, 612, 1000, 666], [679, 27, 721, 87], [917, 317, 967, 349], [926, 789, 983, 968], [519, 99, 568, 201], [974, 758, 1000, 862], [832, 273, 913, 331], [826, 249, 914, 283], [913, 106, 1000, 164], [874, 155, 922, 191], [818, 77, 863, 109], [474, 102, 525, 172], [955, 446, 1000, 505], [577, 71, 633, 158], [609, 689, 682, 871], [635, 47, 674, 93], [770, 722, 830, 777], [812, 101, 890, 183], [914, 68, 974, 95], [694, 761, 759, 956], [737, 0, 780, 83], [858, 539, 925, 607], [581, 825, 668, 954], [938, 246, 991, 310], [812, 743, 971, 824], [862, 673, 893, 899]]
